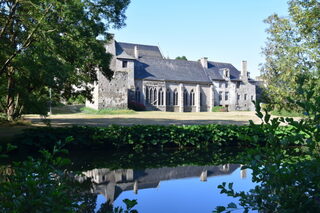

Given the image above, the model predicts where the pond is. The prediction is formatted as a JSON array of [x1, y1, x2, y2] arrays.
[[67, 149, 257, 213]]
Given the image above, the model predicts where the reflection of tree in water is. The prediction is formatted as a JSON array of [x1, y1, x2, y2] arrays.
[[76, 164, 243, 207]]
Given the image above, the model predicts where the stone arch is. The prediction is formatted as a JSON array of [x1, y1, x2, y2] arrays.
[[135, 87, 141, 103], [173, 89, 178, 106], [150, 88, 154, 104], [153, 88, 157, 105], [158, 88, 164, 105], [183, 89, 188, 106], [145, 87, 149, 104], [166, 89, 171, 105], [190, 89, 195, 106]]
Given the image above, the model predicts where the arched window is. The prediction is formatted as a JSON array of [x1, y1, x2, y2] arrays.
[[183, 89, 188, 106], [153, 88, 157, 105], [173, 89, 178, 106], [166, 89, 171, 105], [150, 88, 154, 105], [190, 89, 195, 106], [145, 87, 149, 104], [158, 88, 164, 105], [135, 87, 141, 103]]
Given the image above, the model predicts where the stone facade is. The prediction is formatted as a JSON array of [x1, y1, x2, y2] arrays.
[[87, 36, 257, 112]]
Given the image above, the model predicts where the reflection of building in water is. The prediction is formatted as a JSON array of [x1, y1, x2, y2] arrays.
[[75, 164, 240, 205], [240, 164, 247, 179]]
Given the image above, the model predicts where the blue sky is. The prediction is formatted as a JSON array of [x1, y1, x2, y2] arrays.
[[110, 0, 289, 78]]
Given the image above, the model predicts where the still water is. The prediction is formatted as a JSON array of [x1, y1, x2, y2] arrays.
[[71, 149, 256, 213]]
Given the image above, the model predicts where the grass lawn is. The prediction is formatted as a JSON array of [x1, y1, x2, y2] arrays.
[[0, 110, 302, 141], [80, 107, 135, 115], [24, 111, 263, 127]]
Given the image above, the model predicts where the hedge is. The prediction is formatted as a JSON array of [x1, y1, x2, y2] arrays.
[[12, 124, 300, 152]]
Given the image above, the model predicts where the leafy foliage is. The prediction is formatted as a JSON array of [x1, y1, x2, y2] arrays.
[[12, 122, 303, 153], [261, 0, 320, 111], [175, 56, 188, 60], [0, 138, 138, 213], [0, 0, 130, 120], [214, 83, 320, 212]]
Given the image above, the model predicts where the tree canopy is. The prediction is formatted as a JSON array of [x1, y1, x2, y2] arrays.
[[261, 0, 319, 111], [0, 0, 130, 120], [175, 56, 188, 61]]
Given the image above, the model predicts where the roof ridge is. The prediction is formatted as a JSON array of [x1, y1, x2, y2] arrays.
[[118, 41, 159, 48], [208, 60, 232, 65]]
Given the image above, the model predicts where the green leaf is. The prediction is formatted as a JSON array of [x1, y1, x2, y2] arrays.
[[227, 202, 237, 209]]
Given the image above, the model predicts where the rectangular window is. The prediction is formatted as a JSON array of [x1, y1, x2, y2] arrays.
[[225, 92, 229, 101], [244, 94, 247, 100], [219, 92, 223, 101], [225, 82, 228, 88], [122, 60, 128, 68], [237, 94, 240, 100], [236, 82, 240, 89], [251, 95, 254, 101]]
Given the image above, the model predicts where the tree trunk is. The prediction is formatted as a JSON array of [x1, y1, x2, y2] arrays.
[[6, 67, 15, 121]]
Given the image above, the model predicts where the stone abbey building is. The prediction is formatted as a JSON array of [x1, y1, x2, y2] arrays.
[[86, 37, 256, 112]]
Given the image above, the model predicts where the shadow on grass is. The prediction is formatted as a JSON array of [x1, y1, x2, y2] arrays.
[[28, 117, 249, 126]]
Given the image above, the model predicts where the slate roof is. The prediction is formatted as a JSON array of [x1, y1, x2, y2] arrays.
[[134, 57, 212, 83], [115, 41, 242, 82], [206, 61, 241, 80], [115, 42, 135, 59], [117, 42, 163, 58]]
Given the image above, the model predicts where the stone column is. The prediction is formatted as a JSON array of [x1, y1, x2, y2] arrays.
[[126, 169, 133, 181], [133, 181, 138, 194], [195, 84, 200, 112], [209, 84, 214, 110], [163, 86, 167, 112], [156, 86, 159, 107], [142, 83, 146, 105], [179, 83, 184, 112], [240, 164, 247, 179]]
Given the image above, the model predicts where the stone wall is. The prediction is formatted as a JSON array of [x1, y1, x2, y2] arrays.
[[96, 71, 128, 109]]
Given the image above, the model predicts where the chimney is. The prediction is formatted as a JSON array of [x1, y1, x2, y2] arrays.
[[200, 57, 208, 69], [241, 60, 248, 81], [134, 45, 139, 59]]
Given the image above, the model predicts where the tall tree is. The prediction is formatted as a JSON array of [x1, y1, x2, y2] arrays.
[[261, 0, 319, 110], [0, 0, 130, 120]]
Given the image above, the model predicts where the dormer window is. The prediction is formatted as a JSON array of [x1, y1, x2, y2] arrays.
[[224, 68, 230, 78], [122, 60, 128, 68]]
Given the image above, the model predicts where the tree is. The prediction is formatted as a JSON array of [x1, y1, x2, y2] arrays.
[[175, 56, 188, 61], [261, 0, 319, 111], [0, 0, 130, 120]]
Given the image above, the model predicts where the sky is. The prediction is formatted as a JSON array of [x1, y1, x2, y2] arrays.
[[110, 0, 289, 78]]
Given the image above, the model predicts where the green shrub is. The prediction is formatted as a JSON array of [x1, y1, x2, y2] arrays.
[[12, 124, 302, 153], [271, 109, 302, 117], [66, 95, 86, 105], [211, 106, 227, 112]]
